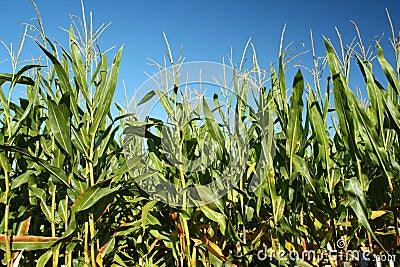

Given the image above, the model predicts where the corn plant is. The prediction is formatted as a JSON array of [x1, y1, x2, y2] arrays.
[[0, 18, 131, 266], [1, 4, 400, 267]]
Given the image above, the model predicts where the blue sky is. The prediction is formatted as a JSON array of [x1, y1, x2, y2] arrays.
[[0, 0, 399, 105]]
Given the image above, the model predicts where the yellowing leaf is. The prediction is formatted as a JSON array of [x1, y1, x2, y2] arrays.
[[206, 239, 227, 262], [371, 210, 390, 220]]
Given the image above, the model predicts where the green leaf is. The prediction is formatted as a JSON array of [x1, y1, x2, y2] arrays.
[[345, 177, 384, 250], [0, 71, 35, 87], [272, 195, 285, 224], [90, 47, 123, 136], [0, 145, 71, 189], [227, 220, 243, 243], [138, 90, 157, 106], [71, 178, 121, 214], [10, 74, 40, 139], [308, 86, 332, 170], [37, 42, 80, 122], [354, 102, 392, 190], [29, 187, 52, 222], [286, 69, 304, 159], [113, 254, 129, 267], [0, 82, 10, 124], [69, 26, 89, 102], [36, 250, 53, 267], [292, 155, 316, 193], [141, 199, 158, 232], [0, 152, 11, 172], [355, 56, 384, 127], [203, 97, 225, 147], [377, 43, 400, 95], [294, 258, 314, 267], [47, 98, 73, 156], [324, 38, 360, 159], [71, 126, 88, 157], [382, 94, 400, 136], [200, 205, 226, 234], [11, 170, 34, 190]]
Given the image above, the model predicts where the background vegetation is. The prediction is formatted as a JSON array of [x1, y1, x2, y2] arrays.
[[0, 4, 400, 267]]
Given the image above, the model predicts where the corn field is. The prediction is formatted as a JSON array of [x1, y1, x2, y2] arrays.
[[0, 6, 400, 267]]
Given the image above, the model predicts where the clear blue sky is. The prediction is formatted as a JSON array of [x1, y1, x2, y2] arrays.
[[1, 0, 399, 104]]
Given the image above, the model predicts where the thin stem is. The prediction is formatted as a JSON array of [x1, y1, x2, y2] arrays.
[[51, 183, 59, 267], [89, 213, 96, 267], [64, 195, 69, 267], [51, 184, 56, 237], [84, 222, 89, 266], [4, 169, 11, 267]]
